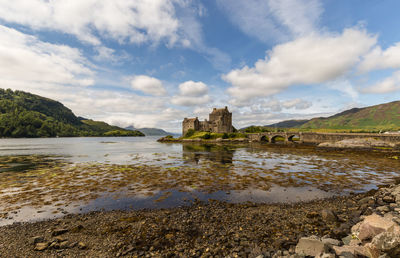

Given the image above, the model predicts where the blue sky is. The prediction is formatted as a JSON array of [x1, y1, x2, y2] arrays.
[[0, 0, 400, 132]]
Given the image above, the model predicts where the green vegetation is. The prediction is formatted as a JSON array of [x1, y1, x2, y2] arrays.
[[182, 130, 247, 140], [0, 89, 144, 138], [241, 126, 285, 133], [300, 101, 400, 132], [242, 101, 400, 133]]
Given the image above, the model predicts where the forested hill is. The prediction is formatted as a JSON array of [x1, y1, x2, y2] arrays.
[[0, 89, 144, 138]]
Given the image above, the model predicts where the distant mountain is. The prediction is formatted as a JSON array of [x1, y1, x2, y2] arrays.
[[265, 119, 309, 128], [300, 101, 400, 130], [0, 89, 144, 138], [125, 126, 177, 136]]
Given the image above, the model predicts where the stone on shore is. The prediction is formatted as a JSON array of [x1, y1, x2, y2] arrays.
[[34, 242, 49, 251], [332, 245, 368, 257], [51, 228, 68, 236], [321, 209, 338, 222], [370, 231, 400, 256], [295, 236, 328, 257], [354, 214, 398, 241]]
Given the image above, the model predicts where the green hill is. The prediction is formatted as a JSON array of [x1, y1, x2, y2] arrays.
[[0, 88, 144, 138], [125, 126, 177, 136], [265, 119, 309, 128], [300, 101, 400, 131]]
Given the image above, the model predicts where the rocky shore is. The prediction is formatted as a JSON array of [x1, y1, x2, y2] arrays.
[[157, 136, 249, 143], [2, 183, 400, 257]]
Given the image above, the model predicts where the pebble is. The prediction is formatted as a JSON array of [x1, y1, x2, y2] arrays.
[[52, 228, 68, 236], [78, 242, 87, 249], [34, 242, 49, 251]]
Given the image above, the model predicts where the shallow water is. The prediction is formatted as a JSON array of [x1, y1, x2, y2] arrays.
[[0, 136, 399, 225]]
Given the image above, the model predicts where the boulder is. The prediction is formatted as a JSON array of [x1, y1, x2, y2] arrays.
[[295, 236, 328, 257], [332, 245, 368, 258], [356, 214, 399, 241], [383, 195, 395, 203], [321, 209, 338, 222], [321, 237, 341, 247], [370, 231, 400, 256]]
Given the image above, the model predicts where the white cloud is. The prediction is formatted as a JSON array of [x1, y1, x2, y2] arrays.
[[130, 75, 166, 96], [0, 25, 94, 88], [223, 28, 376, 103], [0, 0, 230, 70], [328, 80, 359, 101], [217, 0, 322, 43], [282, 98, 312, 110], [0, 0, 181, 46], [177, 81, 208, 96], [361, 71, 400, 94], [358, 43, 400, 72], [171, 80, 211, 106]]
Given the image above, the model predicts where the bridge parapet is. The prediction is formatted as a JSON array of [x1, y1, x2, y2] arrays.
[[247, 132, 400, 145]]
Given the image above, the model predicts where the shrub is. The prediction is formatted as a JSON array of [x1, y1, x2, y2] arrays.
[[201, 132, 211, 139], [185, 129, 195, 137], [222, 133, 229, 139]]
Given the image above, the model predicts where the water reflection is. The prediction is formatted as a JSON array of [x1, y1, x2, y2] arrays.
[[0, 137, 399, 225], [182, 144, 235, 164]]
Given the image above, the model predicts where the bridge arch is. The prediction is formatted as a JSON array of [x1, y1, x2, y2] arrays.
[[270, 135, 286, 143], [260, 135, 269, 142], [288, 134, 300, 142]]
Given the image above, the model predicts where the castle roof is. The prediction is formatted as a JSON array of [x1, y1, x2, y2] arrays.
[[211, 106, 230, 114], [184, 117, 198, 122]]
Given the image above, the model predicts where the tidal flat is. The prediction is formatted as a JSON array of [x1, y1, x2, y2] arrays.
[[0, 137, 399, 226]]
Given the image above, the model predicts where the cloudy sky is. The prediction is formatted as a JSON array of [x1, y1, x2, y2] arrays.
[[1, 0, 400, 132]]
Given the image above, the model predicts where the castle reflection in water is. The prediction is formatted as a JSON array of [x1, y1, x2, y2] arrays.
[[182, 144, 235, 164]]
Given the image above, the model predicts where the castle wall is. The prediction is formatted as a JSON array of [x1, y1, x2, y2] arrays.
[[182, 118, 199, 136], [182, 107, 233, 135]]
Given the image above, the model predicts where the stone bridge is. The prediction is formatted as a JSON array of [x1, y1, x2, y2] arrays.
[[247, 132, 400, 144]]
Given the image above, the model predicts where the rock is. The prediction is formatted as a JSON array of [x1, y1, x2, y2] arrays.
[[78, 242, 87, 249], [54, 236, 66, 242], [321, 238, 341, 247], [348, 239, 361, 246], [377, 198, 385, 206], [383, 195, 395, 203], [51, 228, 68, 236], [295, 236, 328, 257], [376, 206, 390, 213], [306, 211, 319, 218], [30, 236, 45, 245], [316, 253, 335, 258], [59, 241, 69, 249], [34, 242, 49, 251], [356, 214, 399, 241], [49, 242, 60, 249], [341, 235, 353, 245], [359, 197, 374, 205], [371, 231, 400, 256], [332, 245, 368, 258], [321, 209, 338, 222], [364, 243, 381, 258]]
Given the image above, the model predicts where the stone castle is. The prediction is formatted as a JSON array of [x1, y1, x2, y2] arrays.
[[182, 106, 233, 135]]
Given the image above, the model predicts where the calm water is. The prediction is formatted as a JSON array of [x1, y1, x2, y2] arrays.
[[0, 136, 399, 225]]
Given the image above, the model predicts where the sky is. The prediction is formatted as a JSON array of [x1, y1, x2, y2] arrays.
[[1, 0, 400, 133]]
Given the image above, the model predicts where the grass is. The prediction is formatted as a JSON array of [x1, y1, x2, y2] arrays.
[[182, 131, 247, 140]]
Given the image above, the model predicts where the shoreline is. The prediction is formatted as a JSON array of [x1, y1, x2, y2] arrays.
[[0, 189, 376, 257], [158, 136, 400, 153]]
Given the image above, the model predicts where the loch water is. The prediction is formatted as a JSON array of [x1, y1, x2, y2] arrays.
[[0, 136, 399, 225]]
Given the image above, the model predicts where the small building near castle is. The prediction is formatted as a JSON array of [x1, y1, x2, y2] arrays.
[[182, 106, 233, 135]]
